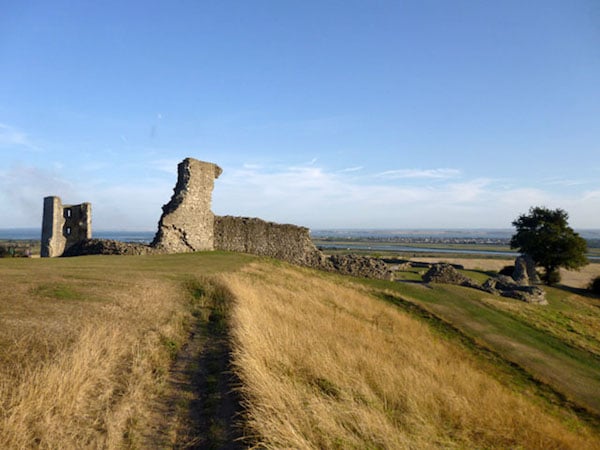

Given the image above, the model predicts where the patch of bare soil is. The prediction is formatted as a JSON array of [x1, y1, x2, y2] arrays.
[[140, 323, 245, 449]]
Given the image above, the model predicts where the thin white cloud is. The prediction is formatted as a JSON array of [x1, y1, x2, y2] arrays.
[[338, 166, 363, 173], [3, 160, 598, 230], [150, 158, 180, 175], [0, 165, 74, 226], [213, 163, 600, 228], [581, 190, 600, 201], [542, 177, 594, 187], [77, 181, 172, 230], [376, 168, 461, 179], [0, 123, 41, 151]]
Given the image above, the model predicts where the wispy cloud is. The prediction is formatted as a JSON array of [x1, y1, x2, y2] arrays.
[[149, 158, 180, 175], [213, 162, 600, 228], [0, 123, 41, 151], [541, 177, 594, 187], [376, 168, 461, 179], [0, 164, 74, 226], [338, 166, 363, 173], [2, 159, 598, 230]]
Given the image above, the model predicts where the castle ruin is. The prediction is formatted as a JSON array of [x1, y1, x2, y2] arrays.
[[150, 158, 327, 267], [50, 157, 392, 279], [41, 196, 91, 257]]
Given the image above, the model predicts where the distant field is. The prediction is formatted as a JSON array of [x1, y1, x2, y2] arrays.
[[314, 238, 600, 261], [0, 252, 599, 448], [2, 235, 598, 260]]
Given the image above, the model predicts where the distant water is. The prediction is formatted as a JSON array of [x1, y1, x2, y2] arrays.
[[1, 227, 599, 247], [0, 228, 155, 243], [316, 242, 520, 257], [310, 228, 600, 240], [93, 230, 155, 243], [2, 228, 599, 241]]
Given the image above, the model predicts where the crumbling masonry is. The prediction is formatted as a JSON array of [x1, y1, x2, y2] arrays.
[[41, 196, 91, 257], [152, 159, 222, 252], [151, 158, 326, 267]]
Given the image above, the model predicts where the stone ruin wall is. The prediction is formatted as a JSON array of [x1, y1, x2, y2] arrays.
[[41, 196, 91, 257], [152, 158, 222, 253], [214, 215, 325, 267], [151, 157, 325, 267], [213, 216, 391, 279]]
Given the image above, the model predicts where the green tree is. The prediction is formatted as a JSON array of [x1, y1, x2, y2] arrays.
[[510, 207, 587, 285]]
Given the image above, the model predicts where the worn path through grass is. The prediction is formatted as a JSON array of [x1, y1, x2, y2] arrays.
[[140, 280, 245, 449], [0, 252, 252, 449]]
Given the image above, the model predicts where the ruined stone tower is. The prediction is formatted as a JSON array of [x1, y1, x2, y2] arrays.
[[152, 158, 222, 252], [41, 196, 92, 257]]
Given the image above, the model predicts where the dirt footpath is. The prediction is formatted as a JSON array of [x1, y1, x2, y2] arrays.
[[410, 257, 600, 289]]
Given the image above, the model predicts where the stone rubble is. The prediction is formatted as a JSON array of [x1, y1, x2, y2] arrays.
[[512, 254, 540, 285], [326, 254, 393, 280], [62, 239, 158, 256], [482, 275, 547, 304], [422, 263, 479, 288], [420, 263, 547, 305]]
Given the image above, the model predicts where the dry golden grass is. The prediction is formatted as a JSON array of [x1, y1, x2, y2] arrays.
[[225, 262, 599, 449], [0, 256, 216, 448]]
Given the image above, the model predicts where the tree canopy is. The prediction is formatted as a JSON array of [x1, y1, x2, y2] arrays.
[[510, 207, 587, 285]]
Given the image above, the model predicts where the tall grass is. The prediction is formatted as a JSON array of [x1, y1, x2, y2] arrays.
[[0, 252, 250, 447], [226, 263, 598, 449], [0, 264, 198, 448]]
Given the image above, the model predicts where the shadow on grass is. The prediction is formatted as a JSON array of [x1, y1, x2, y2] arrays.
[[555, 283, 600, 301]]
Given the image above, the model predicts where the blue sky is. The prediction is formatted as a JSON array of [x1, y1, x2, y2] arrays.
[[1, 0, 599, 230]]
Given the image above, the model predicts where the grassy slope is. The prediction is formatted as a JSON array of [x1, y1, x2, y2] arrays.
[[361, 278, 600, 417], [477, 287, 600, 358], [1, 253, 599, 448], [226, 262, 598, 449]]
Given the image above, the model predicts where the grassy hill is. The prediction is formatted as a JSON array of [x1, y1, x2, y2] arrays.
[[0, 253, 598, 448]]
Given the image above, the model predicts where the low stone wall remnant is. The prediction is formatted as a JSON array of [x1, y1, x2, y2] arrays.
[[62, 239, 158, 257], [214, 215, 325, 267]]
